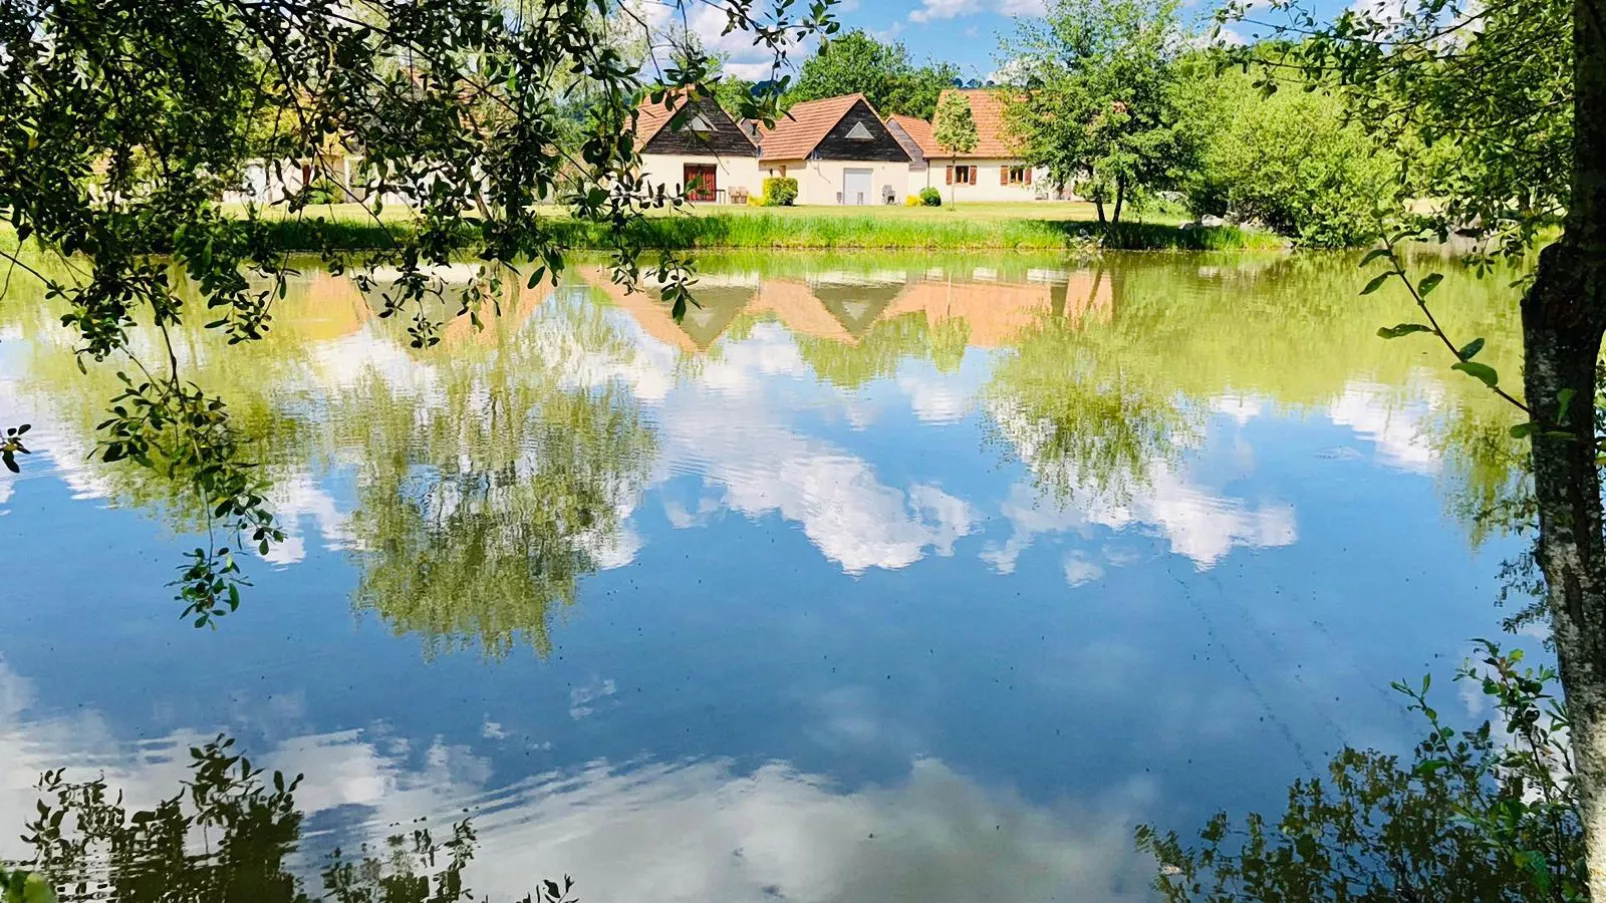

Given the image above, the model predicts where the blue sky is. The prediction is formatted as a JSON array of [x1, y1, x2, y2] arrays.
[[647, 0, 1345, 84]]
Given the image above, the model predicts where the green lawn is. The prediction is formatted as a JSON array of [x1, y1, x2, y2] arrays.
[[7, 199, 1270, 254]]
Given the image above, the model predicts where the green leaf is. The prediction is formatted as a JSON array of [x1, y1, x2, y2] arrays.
[[1360, 272, 1391, 295], [1558, 387, 1577, 423], [1458, 337, 1485, 360], [1359, 247, 1393, 267], [1452, 361, 1499, 388], [1377, 323, 1432, 339], [1418, 273, 1444, 296], [1510, 422, 1535, 439]]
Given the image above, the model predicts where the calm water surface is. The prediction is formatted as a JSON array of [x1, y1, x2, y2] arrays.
[[0, 251, 1533, 901]]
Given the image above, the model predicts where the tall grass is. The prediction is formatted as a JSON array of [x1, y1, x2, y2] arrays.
[[2, 210, 1287, 256]]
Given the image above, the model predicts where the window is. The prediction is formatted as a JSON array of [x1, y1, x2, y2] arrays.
[[687, 114, 716, 133], [946, 165, 977, 186], [1004, 165, 1033, 186], [845, 121, 874, 141]]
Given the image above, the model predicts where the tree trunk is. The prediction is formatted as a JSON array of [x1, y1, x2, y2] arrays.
[[1112, 177, 1126, 226], [1094, 195, 1107, 226], [1526, 0, 1606, 895]]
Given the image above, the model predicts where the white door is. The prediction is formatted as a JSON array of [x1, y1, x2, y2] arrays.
[[842, 168, 872, 206]]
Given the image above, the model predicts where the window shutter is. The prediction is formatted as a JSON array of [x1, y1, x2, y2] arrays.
[[969, 167, 978, 185], [1001, 166, 1009, 186], [946, 166, 953, 185], [1025, 167, 1033, 185]]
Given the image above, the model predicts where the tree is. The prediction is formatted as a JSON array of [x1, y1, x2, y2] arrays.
[[1196, 0, 1604, 888], [1174, 57, 1402, 247], [934, 91, 979, 208], [786, 29, 960, 119], [0, 0, 834, 625], [1002, 0, 1194, 225]]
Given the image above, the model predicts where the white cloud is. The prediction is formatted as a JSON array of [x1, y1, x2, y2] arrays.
[[909, 0, 1047, 24], [1063, 552, 1104, 586], [1327, 378, 1443, 474], [0, 657, 1155, 903]]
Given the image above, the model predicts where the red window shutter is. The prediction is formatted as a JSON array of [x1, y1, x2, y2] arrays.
[[946, 166, 954, 185], [970, 167, 978, 185], [1025, 167, 1033, 185], [1001, 166, 1009, 186]]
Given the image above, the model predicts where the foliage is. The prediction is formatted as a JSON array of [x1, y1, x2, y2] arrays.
[[934, 93, 979, 206], [1139, 640, 1583, 902], [1176, 60, 1401, 247], [341, 291, 659, 660], [0, 0, 835, 623], [12, 735, 577, 903], [785, 29, 961, 119], [1002, 0, 1195, 226], [1220, 0, 1569, 258], [919, 187, 944, 208], [761, 177, 800, 207], [904, 194, 924, 207]]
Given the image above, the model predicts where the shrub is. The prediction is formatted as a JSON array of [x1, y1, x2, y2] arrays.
[[904, 194, 924, 207], [761, 177, 799, 206], [918, 187, 942, 207], [1178, 68, 1399, 248]]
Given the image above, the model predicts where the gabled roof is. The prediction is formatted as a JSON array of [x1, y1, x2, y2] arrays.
[[931, 89, 1025, 159], [887, 114, 939, 158], [757, 93, 872, 161], [633, 94, 755, 153]]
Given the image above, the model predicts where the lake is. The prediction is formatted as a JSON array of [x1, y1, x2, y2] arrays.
[[0, 250, 1535, 901]]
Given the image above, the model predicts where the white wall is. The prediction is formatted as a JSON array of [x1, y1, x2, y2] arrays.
[[763, 159, 911, 206], [908, 159, 1055, 202], [639, 152, 763, 204]]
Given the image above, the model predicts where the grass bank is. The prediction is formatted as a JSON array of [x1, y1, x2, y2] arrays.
[[2, 202, 1287, 255], [244, 202, 1287, 253]]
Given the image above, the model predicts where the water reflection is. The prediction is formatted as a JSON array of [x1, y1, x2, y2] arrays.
[[0, 249, 1533, 900]]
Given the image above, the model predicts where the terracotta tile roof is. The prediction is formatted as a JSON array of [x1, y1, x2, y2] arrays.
[[933, 89, 1025, 159], [757, 93, 866, 161], [887, 114, 940, 158]]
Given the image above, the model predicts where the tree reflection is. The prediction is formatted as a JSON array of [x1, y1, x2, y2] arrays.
[[334, 290, 658, 660], [12, 736, 576, 903]]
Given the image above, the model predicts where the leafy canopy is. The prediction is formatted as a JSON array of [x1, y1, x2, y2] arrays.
[[786, 28, 961, 119], [1002, 0, 1195, 223]]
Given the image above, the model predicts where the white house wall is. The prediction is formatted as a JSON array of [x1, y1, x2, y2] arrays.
[[764, 159, 911, 206], [639, 153, 763, 204], [909, 159, 1055, 202]]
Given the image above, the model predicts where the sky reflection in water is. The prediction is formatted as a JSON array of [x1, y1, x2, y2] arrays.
[[0, 251, 1532, 901]]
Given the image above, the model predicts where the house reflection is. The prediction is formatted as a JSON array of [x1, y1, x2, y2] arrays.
[[578, 261, 1114, 362]]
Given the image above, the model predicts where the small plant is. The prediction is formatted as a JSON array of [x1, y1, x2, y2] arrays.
[[904, 193, 924, 207], [1139, 639, 1583, 902], [761, 177, 798, 206], [918, 187, 942, 207]]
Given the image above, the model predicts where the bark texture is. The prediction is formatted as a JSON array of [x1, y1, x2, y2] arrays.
[[1526, 0, 1606, 894]]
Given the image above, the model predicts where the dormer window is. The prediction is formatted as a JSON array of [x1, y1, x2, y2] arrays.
[[845, 122, 874, 141]]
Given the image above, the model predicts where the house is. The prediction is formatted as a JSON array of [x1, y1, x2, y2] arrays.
[[634, 95, 762, 204], [756, 94, 911, 205], [885, 89, 1053, 201]]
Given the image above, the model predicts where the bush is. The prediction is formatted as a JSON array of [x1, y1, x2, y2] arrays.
[[1179, 68, 1400, 248], [918, 187, 942, 207], [761, 177, 799, 207], [904, 194, 924, 207]]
